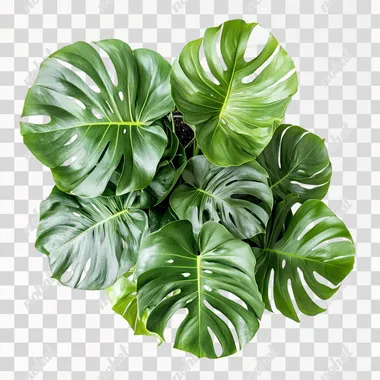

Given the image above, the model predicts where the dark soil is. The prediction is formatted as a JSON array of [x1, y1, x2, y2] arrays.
[[173, 112, 194, 147]]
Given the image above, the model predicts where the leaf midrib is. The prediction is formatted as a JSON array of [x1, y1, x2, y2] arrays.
[[210, 29, 242, 146], [270, 143, 319, 190], [52, 208, 130, 254], [25, 121, 149, 135], [196, 188, 216, 199], [263, 248, 343, 267]]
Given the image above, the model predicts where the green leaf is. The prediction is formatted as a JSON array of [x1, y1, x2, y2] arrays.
[[149, 207, 178, 233], [253, 199, 355, 322], [136, 221, 264, 358], [257, 124, 332, 202], [21, 40, 174, 198], [171, 19, 298, 166], [250, 193, 299, 249], [262, 193, 300, 246], [134, 143, 187, 208], [106, 270, 161, 340], [104, 118, 187, 208], [161, 116, 180, 163], [170, 155, 273, 239], [36, 187, 148, 290]]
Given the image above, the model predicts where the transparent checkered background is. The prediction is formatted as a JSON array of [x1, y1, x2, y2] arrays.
[[0, 0, 379, 379]]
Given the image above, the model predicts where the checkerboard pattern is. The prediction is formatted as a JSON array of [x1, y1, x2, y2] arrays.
[[0, 0, 378, 379]]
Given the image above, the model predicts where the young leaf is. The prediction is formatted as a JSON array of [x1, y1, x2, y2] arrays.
[[170, 155, 273, 239], [21, 40, 174, 198], [133, 143, 187, 208], [161, 116, 180, 162], [136, 221, 265, 358], [104, 118, 187, 208], [149, 207, 178, 233], [36, 187, 148, 290], [257, 125, 332, 202], [171, 20, 298, 166], [106, 270, 161, 340], [252, 199, 355, 322]]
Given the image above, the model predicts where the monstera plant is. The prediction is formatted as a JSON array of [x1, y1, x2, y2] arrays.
[[21, 20, 355, 358]]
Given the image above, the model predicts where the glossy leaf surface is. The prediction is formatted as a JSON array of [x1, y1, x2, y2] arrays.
[[170, 155, 273, 239], [136, 221, 264, 358], [171, 20, 298, 166], [106, 270, 160, 339], [36, 187, 148, 290], [253, 199, 355, 322], [258, 125, 332, 202], [21, 40, 174, 197]]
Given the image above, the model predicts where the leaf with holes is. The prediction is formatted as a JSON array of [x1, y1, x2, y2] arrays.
[[106, 269, 161, 340], [136, 220, 265, 358], [257, 124, 332, 202], [252, 199, 355, 322], [170, 155, 273, 239], [171, 19, 298, 166], [18, 19, 357, 359], [36, 187, 148, 290], [21, 40, 174, 197]]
